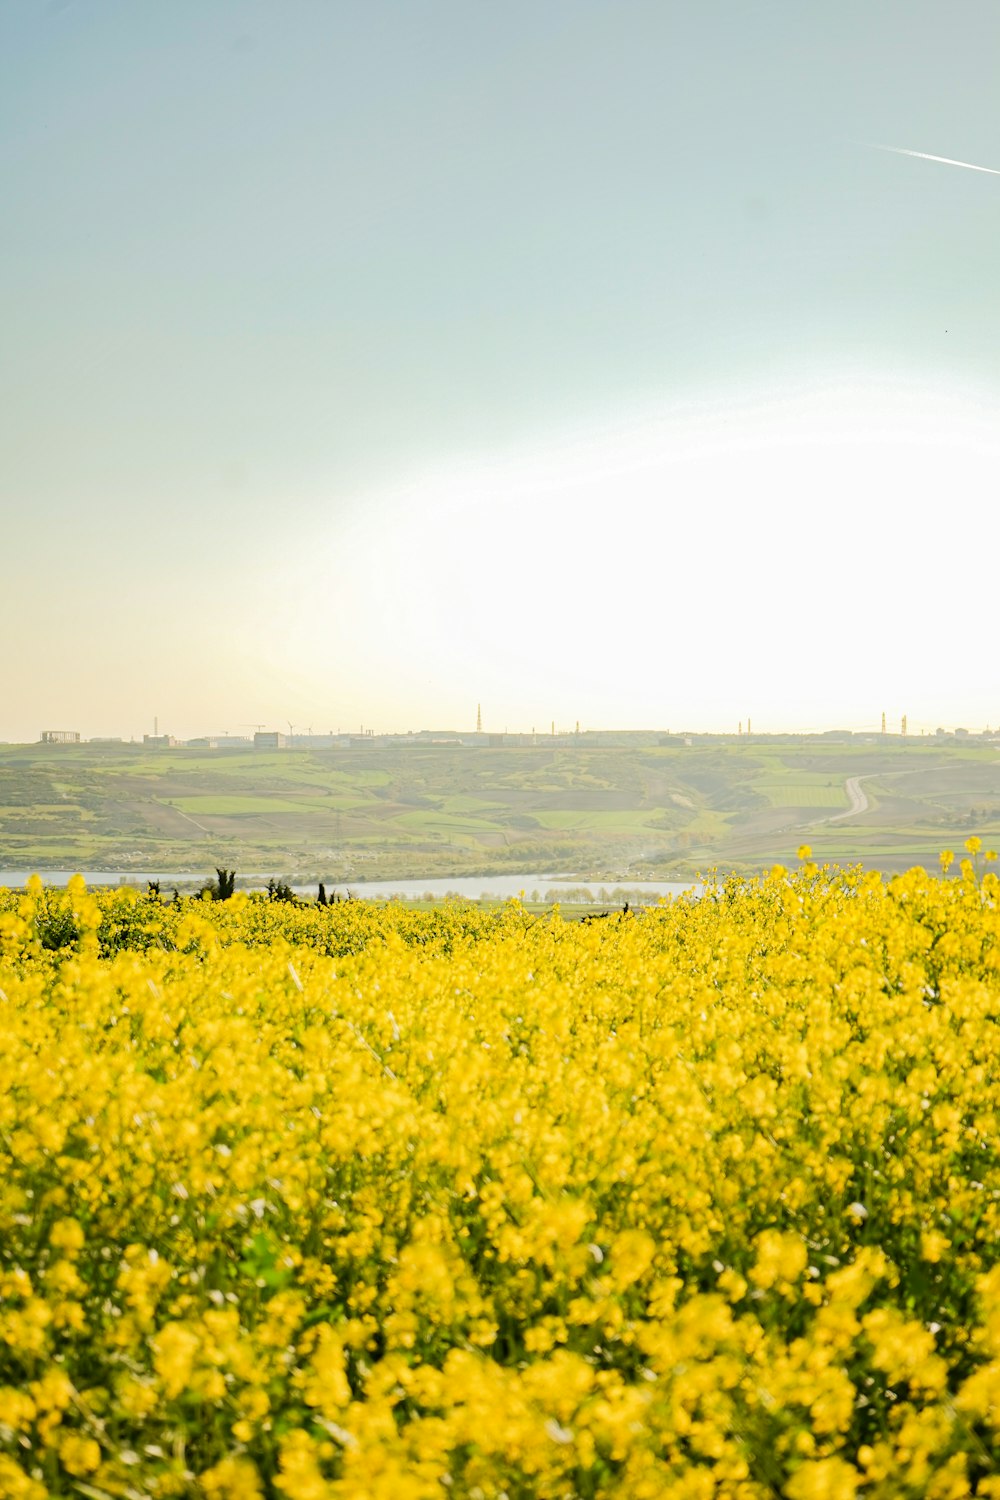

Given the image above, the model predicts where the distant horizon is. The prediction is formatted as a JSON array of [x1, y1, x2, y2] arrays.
[[6, 716, 997, 746]]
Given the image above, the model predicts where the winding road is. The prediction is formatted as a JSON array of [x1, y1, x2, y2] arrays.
[[828, 775, 871, 822]]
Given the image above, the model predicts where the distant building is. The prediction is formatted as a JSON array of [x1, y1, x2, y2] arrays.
[[475, 733, 536, 749], [287, 734, 338, 748], [40, 730, 80, 744], [254, 731, 287, 749], [185, 736, 253, 749], [143, 734, 177, 748]]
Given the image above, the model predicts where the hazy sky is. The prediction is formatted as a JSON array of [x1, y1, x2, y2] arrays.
[[3, 1, 999, 741]]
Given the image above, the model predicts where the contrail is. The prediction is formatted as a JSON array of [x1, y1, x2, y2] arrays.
[[871, 143, 1000, 177]]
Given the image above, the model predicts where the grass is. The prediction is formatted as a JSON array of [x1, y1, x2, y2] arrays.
[[170, 796, 329, 816], [170, 795, 374, 816], [754, 783, 848, 808], [531, 809, 660, 831], [396, 811, 507, 835]]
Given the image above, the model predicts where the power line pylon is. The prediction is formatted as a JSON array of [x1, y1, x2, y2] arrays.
[[476, 703, 483, 733]]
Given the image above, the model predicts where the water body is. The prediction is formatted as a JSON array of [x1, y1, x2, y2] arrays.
[[0, 870, 697, 903]]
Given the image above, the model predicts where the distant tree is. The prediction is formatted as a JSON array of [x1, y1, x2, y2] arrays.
[[201, 868, 236, 900], [147, 881, 160, 900], [267, 877, 297, 904], [317, 882, 328, 906]]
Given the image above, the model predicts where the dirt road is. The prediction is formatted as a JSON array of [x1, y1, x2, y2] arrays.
[[829, 775, 871, 821]]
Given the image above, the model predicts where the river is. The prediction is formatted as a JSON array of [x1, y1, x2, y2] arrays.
[[0, 870, 698, 903]]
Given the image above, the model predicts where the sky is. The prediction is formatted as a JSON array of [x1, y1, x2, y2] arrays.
[[2, 0, 999, 741]]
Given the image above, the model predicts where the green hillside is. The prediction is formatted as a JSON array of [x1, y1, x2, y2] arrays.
[[1, 736, 998, 882]]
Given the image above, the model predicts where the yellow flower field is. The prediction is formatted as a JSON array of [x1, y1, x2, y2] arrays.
[[3, 855, 1000, 1497]]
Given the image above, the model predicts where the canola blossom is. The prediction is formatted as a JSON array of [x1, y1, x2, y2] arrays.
[[4, 859, 1000, 1497]]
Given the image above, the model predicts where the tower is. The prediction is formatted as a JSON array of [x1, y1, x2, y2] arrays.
[[881, 711, 886, 734], [901, 714, 907, 736], [476, 703, 482, 734]]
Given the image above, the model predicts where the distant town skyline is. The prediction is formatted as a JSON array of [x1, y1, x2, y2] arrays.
[[15, 710, 999, 749]]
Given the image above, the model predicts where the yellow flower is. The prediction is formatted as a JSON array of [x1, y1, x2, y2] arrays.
[[153, 1322, 201, 1399], [920, 1229, 950, 1263], [0, 1454, 47, 1500], [607, 1228, 656, 1289], [58, 1432, 102, 1477], [0, 1388, 36, 1432], [785, 1457, 860, 1499], [749, 1229, 808, 1292], [302, 1326, 351, 1415], [274, 1431, 329, 1500], [3, 863, 1000, 1492], [200, 1456, 264, 1499], [49, 1217, 85, 1254]]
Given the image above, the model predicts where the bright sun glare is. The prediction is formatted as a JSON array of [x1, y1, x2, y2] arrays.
[[267, 374, 1000, 736]]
